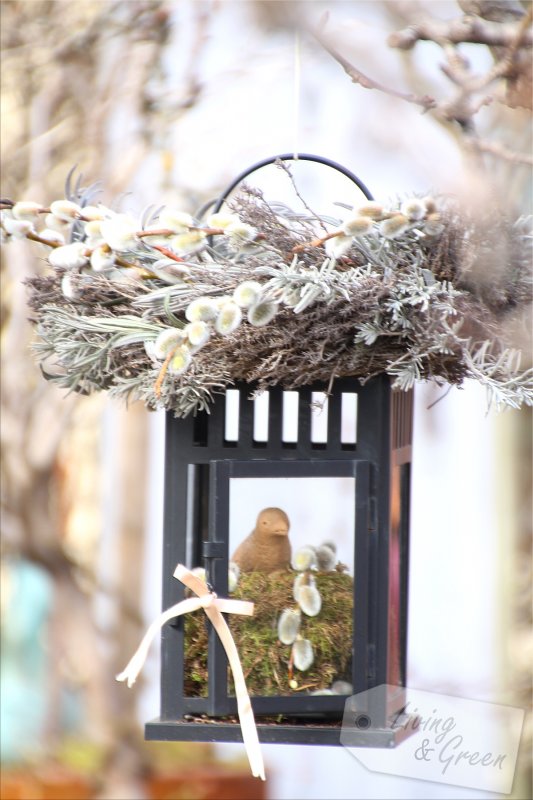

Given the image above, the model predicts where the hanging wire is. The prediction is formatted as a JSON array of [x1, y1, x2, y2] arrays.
[[293, 29, 301, 162]]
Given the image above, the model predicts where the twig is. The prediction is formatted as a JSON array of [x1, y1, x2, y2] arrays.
[[276, 160, 330, 232], [504, 5, 533, 64], [154, 346, 178, 399], [464, 137, 533, 165], [149, 244, 185, 262], [385, 6, 532, 149], [292, 229, 340, 253], [388, 17, 533, 51], [451, 6, 533, 93], [426, 384, 453, 409], [309, 23, 436, 113], [27, 231, 61, 248]]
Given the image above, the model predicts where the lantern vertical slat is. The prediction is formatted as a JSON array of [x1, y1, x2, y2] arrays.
[[238, 388, 254, 449], [160, 415, 189, 719], [296, 388, 312, 454], [207, 391, 226, 451], [398, 460, 411, 685], [354, 376, 393, 694], [352, 460, 371, 696], [388, 388, 414, 686], [206, 464, 232, 716], [327, 387, 343, 446], [267, 388, 283, 453]]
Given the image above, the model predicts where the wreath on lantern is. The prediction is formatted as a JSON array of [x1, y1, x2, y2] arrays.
[[2, 161, 532, 414]]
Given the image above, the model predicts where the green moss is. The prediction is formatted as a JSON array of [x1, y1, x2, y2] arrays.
[[184, 570, 353, 697]]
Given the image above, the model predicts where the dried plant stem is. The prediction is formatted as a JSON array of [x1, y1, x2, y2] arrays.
[[154, 345, 180, 398], [293, 229, 341, 253], [148, 245, 184, 262]]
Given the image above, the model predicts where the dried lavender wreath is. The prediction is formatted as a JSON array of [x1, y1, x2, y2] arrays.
[[2, 168, 532, 415]]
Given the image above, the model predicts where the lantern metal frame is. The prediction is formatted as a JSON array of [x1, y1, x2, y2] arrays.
[[145, 375, 413, 746]]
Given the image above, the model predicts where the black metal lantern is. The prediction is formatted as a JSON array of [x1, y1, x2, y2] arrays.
[[145, 157, 414, 747]]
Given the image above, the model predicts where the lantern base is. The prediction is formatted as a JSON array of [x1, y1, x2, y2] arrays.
[[145, 714, 416, 747]]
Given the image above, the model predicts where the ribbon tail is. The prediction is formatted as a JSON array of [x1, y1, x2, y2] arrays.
[[205, 606, 266, 781], [116, 597, 206, 687], [238, 697, 265, 782]]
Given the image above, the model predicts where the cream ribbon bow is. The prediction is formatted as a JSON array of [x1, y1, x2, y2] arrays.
[[116, 563, 266, 782]]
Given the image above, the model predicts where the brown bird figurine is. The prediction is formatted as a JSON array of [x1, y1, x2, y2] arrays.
[[231, 507, 291, 573]]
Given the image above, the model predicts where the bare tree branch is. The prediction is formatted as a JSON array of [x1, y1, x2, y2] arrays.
[[309, 22, 437, 112], [312, 3, 532, 168], [464, 136, 533, 165], [388, 16, 532, 50]]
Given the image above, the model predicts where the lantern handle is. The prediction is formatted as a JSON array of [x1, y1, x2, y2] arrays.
[[212, 152, 374, 213]]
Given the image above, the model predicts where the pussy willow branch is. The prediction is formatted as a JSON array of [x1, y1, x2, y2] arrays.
[[24, 231, 143, 270]]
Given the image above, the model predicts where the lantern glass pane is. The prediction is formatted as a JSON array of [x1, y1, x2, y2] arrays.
[[228, 475, 355, 697]]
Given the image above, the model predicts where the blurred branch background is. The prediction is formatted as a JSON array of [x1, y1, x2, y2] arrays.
[[1, 2, 531, 799]]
